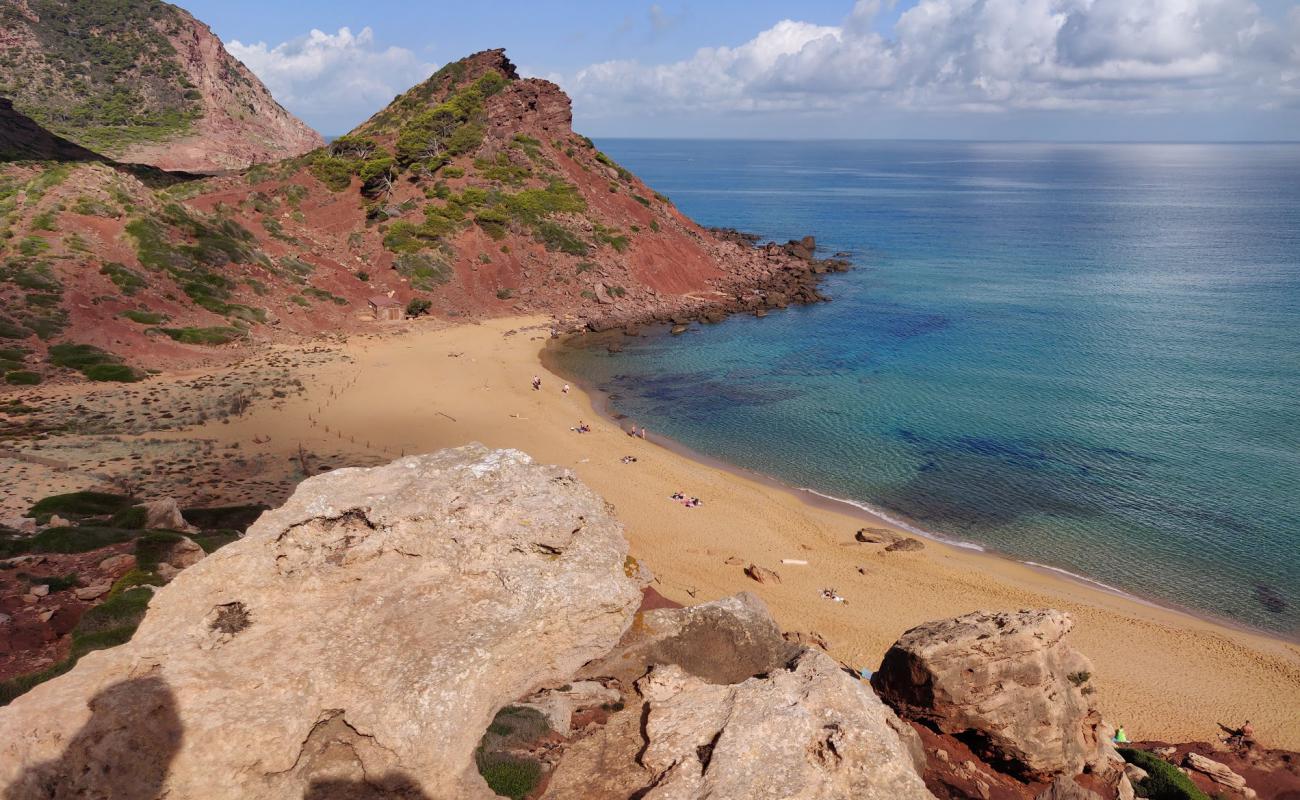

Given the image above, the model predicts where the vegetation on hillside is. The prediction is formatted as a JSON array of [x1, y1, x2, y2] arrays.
[[0, 0, 203, 153]]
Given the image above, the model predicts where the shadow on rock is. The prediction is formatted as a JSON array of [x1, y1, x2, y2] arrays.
[[3, 674, 181, 800], [303, 774, 432, 800]]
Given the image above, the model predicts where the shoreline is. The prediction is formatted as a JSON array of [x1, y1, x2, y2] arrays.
[[4, 315, 1298, 747], [541, 336, 1298, 647]]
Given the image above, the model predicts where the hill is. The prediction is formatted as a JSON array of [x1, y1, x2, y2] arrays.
[[0, 48, 839, 387], [0, 0, 322, 171]]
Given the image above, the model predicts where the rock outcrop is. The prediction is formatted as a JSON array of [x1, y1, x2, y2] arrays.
[[0, 445, 643, 799], [137, 497, 198, 533], [634, 651, 935, 799], [872, 609, 1110, 782], [545, 593, 934, 799]]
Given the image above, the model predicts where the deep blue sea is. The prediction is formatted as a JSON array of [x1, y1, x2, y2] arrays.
[[552, 140, 1300, 636]]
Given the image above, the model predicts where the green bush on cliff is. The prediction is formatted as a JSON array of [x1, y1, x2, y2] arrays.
[[1119, 749, 1212, 800], [46, 342, 140, 382]]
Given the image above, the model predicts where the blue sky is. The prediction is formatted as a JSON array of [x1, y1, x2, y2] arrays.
[[184, 0, 1300, 140]]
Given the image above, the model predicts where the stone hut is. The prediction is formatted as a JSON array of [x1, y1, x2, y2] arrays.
[[369, 295, 404, 321]]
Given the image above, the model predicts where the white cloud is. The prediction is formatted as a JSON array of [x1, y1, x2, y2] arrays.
[[568, 0, 1299, 121], [227, 27, 435, 134]]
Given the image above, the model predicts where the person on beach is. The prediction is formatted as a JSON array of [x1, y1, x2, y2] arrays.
[[628, 425, 638, 437], [532, 375, 541, 391], [639, 426, 647, 439], [1113, 725, 1128, 744], [562, 383, 570, 394]]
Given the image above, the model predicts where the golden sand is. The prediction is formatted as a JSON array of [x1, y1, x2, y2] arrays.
[[12, 315, 1300, 747]]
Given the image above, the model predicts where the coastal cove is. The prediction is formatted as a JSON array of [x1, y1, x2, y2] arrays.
[[554, 138, 1300, 638], [6, 317, 1296, 747]]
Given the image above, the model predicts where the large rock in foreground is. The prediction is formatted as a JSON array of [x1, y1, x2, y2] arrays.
[[545, 593, 935, 799], [872, 609, 1109, 782], [0, 445, 642, 799]]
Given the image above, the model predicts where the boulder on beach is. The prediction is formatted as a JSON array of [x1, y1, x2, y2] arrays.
[[872, 609, 1113, 782]]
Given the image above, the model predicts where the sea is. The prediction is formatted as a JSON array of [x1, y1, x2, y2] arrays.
[[551, 139, 1300, 637]]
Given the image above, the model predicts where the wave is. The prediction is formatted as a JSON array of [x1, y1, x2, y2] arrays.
[[796, 487, 988, 552]]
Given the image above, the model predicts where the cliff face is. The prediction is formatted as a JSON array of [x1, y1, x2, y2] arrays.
[[0, 0, 322, 171], [0, 46, 840, 383]]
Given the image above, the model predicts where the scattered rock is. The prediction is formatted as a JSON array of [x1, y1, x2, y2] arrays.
[[744, 563, 781, 584], [784, 630, 831, 651], [856, 527, 902, 544], [579, 593, 797, 686], [723, 555, 744, 566], [1183, 752, 1254, 796], [74, 584, 110, 601], [518, 680, 621, 735], [884, 537, 924, 552], [1, 517, 36, 534], [1123, 762, 1149, 784], [1036, 775, 1105, 800], [46, 515, 71, 528], [872, 609, 1109, 781], [157, 535, 205, 570], [98, 554, 135, 573], [0, 445, 643, 800], [30, 584, 49, 597]]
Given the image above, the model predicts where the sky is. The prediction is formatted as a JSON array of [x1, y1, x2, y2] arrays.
[[182, 0, 1300, 141]]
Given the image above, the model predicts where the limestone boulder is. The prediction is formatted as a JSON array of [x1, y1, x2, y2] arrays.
[[1183, 752, 1255, 797], [872, 609, 1107, 781], [579, 592, 799, 685], [0, 445, 643, 800], [546, 593, 933, 799], [137, 497, 198, 533], [636, 650, 935, 799]]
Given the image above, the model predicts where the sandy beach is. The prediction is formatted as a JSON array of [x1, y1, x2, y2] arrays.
[[6, 314, 1299, 748]]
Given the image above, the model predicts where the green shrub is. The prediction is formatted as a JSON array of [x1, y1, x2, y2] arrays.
[[496, 288, 514, 300], [1119, 749, 1212, 800], [4, 370, 40, 385], [534, 221, 588, 255], [406, 298, 431, 317], [108, 568, 166, 597], [18, 236, 49, 256], [192, 531, 241, 553], [182, 504, 267, 531], [100, 262, 146, 295], [24, 572, 79, 592], [289, 295, 309, 307], [72, 196, 119, 217], [49, 342, 142, 381], [107, 505, 148, 530], [475, 753, 540, 800], [31, 210, 58, 231], [83, 363, 141, 382], [158, 327, 245, 346], [134, 531, 185, 569], [1, 526, 136, 557], [304, 287, 348, 306], [28, 490, 133, 520], [394, 252, 453, 290], [632, 194, 651, 206], [120, 309, 166, 324], [649, 219, 660, 232]]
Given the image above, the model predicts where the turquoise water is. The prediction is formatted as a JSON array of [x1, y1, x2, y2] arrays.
[[553, 140, 1300, 636]]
